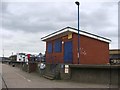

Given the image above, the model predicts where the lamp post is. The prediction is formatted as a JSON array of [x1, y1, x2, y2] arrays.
[[2, 49, 4, 62], [75, 1, 80, 64]]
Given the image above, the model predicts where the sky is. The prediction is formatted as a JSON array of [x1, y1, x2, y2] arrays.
[[0, 0, 119, 57]]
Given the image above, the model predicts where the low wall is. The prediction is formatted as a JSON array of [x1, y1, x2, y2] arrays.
[[69, 64, 120, 87], [7, 62, 37, 73], [60, 64, 71, 80], [44, 64, 60, 79], [43, 64, 119, 87], [7, 62, 23, 69], [28, 63, 37, 73]]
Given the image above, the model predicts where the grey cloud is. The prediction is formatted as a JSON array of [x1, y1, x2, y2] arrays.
[[80, 7, 113, 30], [1, 1, 118, 56], [2, 14, 57, 32], [1, 2, 78, 33], [118, 1, 120, 43], [2, 34, 13, 39], [2, 1, 117, 37], [101, 2, 118, 7], [3, 35, 45, 54], [1, 2, 117, 33], [0, 2, 8, 13], [79, 2, 118, 41], [1, 2, 67, 32]]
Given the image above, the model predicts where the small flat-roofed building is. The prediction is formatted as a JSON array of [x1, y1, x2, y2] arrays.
[[109, 49, 120, 64], [41, 27, 111, 64]]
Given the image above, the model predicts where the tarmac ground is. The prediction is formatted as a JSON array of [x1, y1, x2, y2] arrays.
[[1, 63, 117, 89]]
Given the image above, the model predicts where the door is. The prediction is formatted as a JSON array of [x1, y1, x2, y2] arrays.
[[64, 41, 73, 63]]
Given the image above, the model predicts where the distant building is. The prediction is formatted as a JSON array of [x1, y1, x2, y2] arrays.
[[109, 49, 120, 64], [9, 53, 39, 63], [1, 57, 11, 62], [9, 55, 17, 62], [0, 57, 2, 62], [41, 27, 111, 64]]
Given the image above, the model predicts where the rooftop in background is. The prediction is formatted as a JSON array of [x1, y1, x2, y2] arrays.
[[109, 49, 120, 54], [0, 57, 11, 61], [41, 26, 111, 43], [0, 57, 2, 61]]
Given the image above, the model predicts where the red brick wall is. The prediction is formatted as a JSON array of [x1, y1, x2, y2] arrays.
[[73, 33, 109, 64], [46, 36, 72, 64], [45, 33, 109, 64]]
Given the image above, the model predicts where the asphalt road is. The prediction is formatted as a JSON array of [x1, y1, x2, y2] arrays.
[[1, 63, 110, 89]]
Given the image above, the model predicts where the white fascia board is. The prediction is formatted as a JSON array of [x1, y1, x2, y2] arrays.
[[41, 28, 69, 41], [68, 28, 111, 43], [41, 27, 111, 43]]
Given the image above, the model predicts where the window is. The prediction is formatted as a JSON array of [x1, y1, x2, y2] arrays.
[[47, 43, 52, 53], [54, 40, 62, 52]]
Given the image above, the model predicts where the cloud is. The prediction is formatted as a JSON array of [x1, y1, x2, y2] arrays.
[[2, 2, 117, 34], [78, 2, 118, 42], [1, 2, 57, 32], [2, 30, 46, 55], [1, 2, 77, 33], [0, 2, 8, 13], [1, 1, 118, 56]]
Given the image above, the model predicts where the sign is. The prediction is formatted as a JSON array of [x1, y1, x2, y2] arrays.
[[65, 65, 69, 73], [68, 33, 72, 39], [65, 68, 69, 73], [65, 65, 69, 68]]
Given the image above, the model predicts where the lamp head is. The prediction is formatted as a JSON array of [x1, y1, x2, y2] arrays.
[[75, 1, 80, 5]]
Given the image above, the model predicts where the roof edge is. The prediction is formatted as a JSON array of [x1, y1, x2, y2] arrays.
[[41, 26, 111, 43]]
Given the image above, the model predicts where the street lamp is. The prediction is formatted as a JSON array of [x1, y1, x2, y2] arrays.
[[75, 1, 80, 64]]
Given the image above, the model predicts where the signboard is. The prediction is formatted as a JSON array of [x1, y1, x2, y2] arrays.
[[68, 33, 72, 39], [65, 65, 69, 73], [65, 68, 69, 73], [65, 65, 69, 68]]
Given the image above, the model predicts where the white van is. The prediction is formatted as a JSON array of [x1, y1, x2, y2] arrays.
[[16, 53, 28, 62]]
